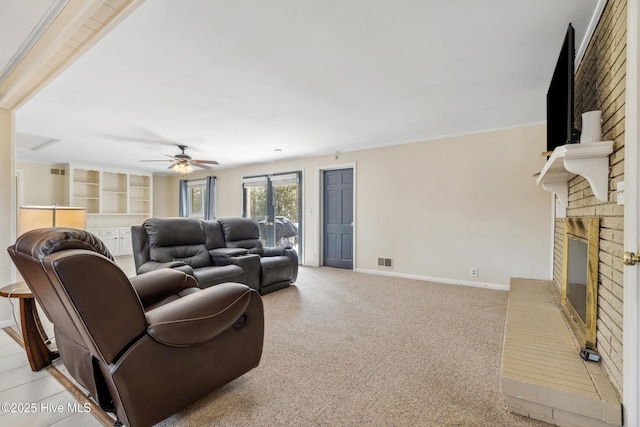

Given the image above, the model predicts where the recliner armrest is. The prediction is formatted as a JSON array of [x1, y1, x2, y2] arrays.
[[145, 282, 255, 346], [130, 269, 198, 307], [137, 260, 188, 274]]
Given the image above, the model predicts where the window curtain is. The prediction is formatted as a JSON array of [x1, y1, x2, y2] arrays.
[[204, 176, 216, 220], [179, 179, 188, 217]]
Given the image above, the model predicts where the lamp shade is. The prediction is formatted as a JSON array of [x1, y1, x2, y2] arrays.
[[18, 206, 87, 236]]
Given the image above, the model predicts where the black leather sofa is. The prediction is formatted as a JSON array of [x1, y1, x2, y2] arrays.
[[131, 217, 298, 295]]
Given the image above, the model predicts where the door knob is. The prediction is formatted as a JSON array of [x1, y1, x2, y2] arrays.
[[623, 251, 640, 266]]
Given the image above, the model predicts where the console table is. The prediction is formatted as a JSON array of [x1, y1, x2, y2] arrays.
[[0, 282, 59, 371]]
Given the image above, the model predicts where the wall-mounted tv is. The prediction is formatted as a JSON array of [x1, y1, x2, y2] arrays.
[[546, 24, 579, 154]]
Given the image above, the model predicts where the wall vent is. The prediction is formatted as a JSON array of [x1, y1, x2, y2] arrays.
[[377, 257, 393, 268], [50, 168, 66, 176]]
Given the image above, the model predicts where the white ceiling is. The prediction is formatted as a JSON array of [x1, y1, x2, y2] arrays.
[[7, 0, 601, 173]]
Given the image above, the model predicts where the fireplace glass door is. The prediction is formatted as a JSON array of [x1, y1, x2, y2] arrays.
[[561, 217, 599, 350], [566, 237, 588, 323]]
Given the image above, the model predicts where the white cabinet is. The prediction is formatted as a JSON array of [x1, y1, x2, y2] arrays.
[[94, 228, 133, 257], [95, 229, 119, 254], [119, 229, 133, 255]]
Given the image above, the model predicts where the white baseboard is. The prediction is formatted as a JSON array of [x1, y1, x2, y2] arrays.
[[355, 268, 509, 291]]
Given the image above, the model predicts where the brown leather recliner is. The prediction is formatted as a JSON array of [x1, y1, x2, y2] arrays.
[[7, 228, 264, 427]]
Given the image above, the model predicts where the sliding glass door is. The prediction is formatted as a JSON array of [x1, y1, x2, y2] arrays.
[[243, 172, 302, 258]]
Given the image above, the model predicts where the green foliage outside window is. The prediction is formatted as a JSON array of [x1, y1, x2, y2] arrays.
[[274, 185, 299, 221], [248, 185, 298, 222], [190, 187, 204, 215], [247, 187, 265, 219]]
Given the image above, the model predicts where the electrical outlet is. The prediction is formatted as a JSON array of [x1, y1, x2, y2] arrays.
[[617, 181, 624, 205], [470, 267, 478, 277]]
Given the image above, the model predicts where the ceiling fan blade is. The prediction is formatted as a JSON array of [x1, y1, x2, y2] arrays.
[[191, 162, 214, 170], [139, 145, 214, 170], [192, 159, 219, 165]]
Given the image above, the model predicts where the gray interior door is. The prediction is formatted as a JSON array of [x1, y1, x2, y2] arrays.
[[323, 168, 353, 269]]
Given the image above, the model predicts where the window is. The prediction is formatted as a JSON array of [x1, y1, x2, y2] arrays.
[[187, 179, 206, 218], [179, 176, 216, 219]]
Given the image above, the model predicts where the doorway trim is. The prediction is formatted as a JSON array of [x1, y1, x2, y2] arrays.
[[317, 163, 356, 271], [13, 169, 23, 282], [623, 0, 639, 423]]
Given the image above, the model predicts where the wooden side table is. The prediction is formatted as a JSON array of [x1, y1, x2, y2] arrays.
[[0, 282, 59, 371]]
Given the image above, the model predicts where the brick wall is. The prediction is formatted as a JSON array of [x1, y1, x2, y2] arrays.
[[552, 0, 626, 396]]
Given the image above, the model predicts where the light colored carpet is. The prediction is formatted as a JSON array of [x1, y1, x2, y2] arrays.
[[146, 267, 548, 427]]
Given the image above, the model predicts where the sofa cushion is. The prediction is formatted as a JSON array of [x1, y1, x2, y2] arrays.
[[151, 245, 211, 269], [202, 220, 226, 249], [144, 218, 205, 247], [144, 218, 210, 268], [218, 218, 264, 255]]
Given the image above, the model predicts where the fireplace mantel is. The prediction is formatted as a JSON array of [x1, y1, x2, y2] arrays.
[[536, 141, 613, 206]]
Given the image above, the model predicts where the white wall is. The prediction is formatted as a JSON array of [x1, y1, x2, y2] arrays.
[[16, 161, 67, 206], [152, 174, 179, 218], [156, 123, 552, 288], [3, 124, 553, 293]]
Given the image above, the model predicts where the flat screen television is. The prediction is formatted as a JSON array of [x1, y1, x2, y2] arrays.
[[546, 24, 578, 153]]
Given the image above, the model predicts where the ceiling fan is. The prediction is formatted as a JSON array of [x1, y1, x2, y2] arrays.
[[140, 145, 219, 174]]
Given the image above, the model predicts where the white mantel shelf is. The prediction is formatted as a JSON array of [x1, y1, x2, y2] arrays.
[[536, 141, 614, 206]]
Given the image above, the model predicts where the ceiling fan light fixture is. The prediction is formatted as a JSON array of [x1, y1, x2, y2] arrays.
[[173, 161, 193, 174]]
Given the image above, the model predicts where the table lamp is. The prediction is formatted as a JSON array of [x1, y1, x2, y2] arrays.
[[18, 205, 87, 236]]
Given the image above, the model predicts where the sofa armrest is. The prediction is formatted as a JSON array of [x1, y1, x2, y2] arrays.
[[262, 246, 289, 257], [281, 247, 298, 283], [260, 246, 298, 283], [130, 269, 199, 307], [209, 248, 249, 258], [145, 283, 256, 346], [227, 254, 261, 291], [137, 260, 188, 275]]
